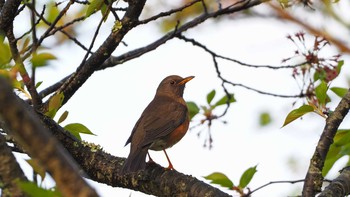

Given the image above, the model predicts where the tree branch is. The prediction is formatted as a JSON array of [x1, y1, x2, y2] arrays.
[[38, 112, 232, 197], [0, 133, 28, 197], [319, 166, 350, 197], [0, 77, 98, 197], [302, 89, 350, 196], [44, 0, 147, 108], [0, 0, 21, 33]]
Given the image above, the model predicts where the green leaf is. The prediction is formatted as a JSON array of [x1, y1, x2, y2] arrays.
[[0, 38, 11, 66], [64, 123, 95, 140], [238, 165, 257, 188], [323, 144, 342, 176], [323, 129, 350, 176], [214, 94, 236, 107], [330, 87, 348, 98], [336, 60, 344, 73], [259, 112, 272, 126], [45, 92, 64, 118], [204, 172, 234, 189], [86, 0, 104, 17], [334, 129, 350, 146], [282, 105, 314, 127], [206, 90, 216, 105], [315, 80, 328, 106], [26, 159, 46, 181], [57, 110, 69, 124], [46, 3, 60, 23], [31, 52, 56, 68], [35, 81, 43, 88], [100, 2, 110, 21], [186, 101, 200, 120], [18, 181, 61, 197]]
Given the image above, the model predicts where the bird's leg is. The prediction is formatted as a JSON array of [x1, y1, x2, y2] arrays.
[[147, 151, 155, 163], [163, 149, 175, 170]]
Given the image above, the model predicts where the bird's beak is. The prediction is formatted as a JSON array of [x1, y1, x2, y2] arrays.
[[177, 76, 195, 85]]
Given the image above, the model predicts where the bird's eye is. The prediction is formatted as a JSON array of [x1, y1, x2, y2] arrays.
[[170, 80, 175, 85]]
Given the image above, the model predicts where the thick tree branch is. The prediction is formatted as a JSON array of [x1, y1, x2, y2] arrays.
[[302, 89, 350, 196], [319, 166, 350, 197], [38, 113, 232, 197], [0, 0, 21, 33], [0, 133, 28, 197], [0, 77, 98, 197]]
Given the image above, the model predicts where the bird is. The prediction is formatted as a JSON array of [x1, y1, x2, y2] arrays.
[[121, 75, 194, 173]]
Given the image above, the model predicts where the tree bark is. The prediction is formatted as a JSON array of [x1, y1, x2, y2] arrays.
[[318, 167, 350, 197], [39, 108, 232, 197], [302, 89, 350, 196], [0, 133, 28, 197], [0, 77, 98, 197]]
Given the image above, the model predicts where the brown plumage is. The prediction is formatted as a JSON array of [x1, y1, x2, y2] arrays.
[[121, 75, 194, 173]]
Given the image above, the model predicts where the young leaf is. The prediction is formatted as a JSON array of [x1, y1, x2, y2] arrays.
[[31, 52, 57, 68], [0, 39, 11, 65], [86, 0, 104, 17], [18, 181, 61, 197], [64, 123, 95, 141], [238, 165, 257, 188], [35, 81, 43, 88], [204, 172, 234, 189], [282, 105, 314, 127], [46, 92, 64, 118], [206, 90, 216, 105], [259, 112, 272, 126], [214, 94, 236, 107], [57, 110, 69, 124], [26, 159, 46, 181], [186, 101, 200, 120], [315, 80, 328, 106], [336, 60, 344, 73], [330, 87, 348, 98]]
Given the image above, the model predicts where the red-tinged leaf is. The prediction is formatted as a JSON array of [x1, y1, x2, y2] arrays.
[[203, 172, 234, 189], [282, 105, 314, 127], [238, 165, 257, 188]]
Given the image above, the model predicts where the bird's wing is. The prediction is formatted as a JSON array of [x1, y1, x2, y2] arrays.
[[124, 115, 143, 146], [141, 96, 187, 147]]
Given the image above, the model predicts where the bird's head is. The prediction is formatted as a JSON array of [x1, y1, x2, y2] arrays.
[[156, 75, 194, 97]]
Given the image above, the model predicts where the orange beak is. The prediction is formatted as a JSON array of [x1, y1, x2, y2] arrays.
[[177, 76, 195, 85]]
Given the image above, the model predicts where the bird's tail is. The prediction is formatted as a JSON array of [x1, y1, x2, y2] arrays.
[[121, 148, 148, 174]]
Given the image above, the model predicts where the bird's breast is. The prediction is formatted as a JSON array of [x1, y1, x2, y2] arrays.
[[149, 117, 190, 151]]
